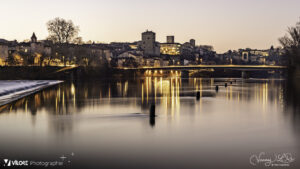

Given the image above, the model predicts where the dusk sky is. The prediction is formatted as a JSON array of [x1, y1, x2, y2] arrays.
[[0, 0, 299, 53]]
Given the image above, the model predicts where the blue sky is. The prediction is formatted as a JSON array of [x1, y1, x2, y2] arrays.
[[0, 0, 299, 52]]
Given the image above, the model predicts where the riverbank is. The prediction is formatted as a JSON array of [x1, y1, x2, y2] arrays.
[[0, 66, 114, 80]]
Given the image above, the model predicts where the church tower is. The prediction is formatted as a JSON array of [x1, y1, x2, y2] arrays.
[[31, 32, 37, 43]]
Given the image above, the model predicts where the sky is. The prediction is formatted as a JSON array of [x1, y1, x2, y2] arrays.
[[0, 0, 299, 53]]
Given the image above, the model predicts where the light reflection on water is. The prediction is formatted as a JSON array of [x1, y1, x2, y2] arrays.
[[0, 77, 299, 169]]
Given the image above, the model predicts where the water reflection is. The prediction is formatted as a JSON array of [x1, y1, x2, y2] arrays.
[[0, 78, 288, 124]]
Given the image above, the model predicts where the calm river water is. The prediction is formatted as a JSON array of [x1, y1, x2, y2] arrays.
[[0, 77, 299, 169]]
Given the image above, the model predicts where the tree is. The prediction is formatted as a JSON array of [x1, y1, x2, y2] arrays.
[[279, 20, 300, 68], [47, 17, 80, 44], [73, 37, 83, 45], [280, 20, 300, 111]]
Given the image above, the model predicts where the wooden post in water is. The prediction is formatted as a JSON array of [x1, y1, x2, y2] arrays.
[[215, 85, 219, 92], [150, 104, 156, 117], [196, 91, 201, 100], [150, 104, 156, 127]]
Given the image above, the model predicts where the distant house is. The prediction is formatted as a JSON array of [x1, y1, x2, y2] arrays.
[[0, 43, 8, 66], [117, 51, 143, 67], [161, 60, 169, 66], [154, 59, 161, 67], [240, 49, 271, 64]]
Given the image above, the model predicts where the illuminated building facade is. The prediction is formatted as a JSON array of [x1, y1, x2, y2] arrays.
[[250, 50, 269, 57], [160, 36, 181, 56], [160, 43, 181, 55], [241, 49, 269, 63]]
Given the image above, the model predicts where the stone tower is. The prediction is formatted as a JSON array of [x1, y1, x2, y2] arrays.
[[141, 30, 157, 56]]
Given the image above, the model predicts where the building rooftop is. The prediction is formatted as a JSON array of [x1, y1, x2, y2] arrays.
[[0, 39, 8, 43], [142, 30, 155, 34], [160, 43, 181, 45]]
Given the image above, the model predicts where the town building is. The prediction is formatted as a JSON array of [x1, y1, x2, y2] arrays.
[[160, 36, 181, 55], [167, 36, 175, 43], [190, 39, 196, 48], [181, 42, 194, 53], [160, 43, 181, 56], [141, 30, 160, 56], [117, 50, 143, 67], [240, 49, 270, 63], [78, 43, 113, 66], [241, 51, 249, 62], [0, 43, 8, 66]]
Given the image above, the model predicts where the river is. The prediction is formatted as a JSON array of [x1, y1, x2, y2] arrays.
[[0, 77, 299, 169]]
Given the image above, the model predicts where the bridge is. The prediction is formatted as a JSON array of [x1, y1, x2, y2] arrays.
[[54, 65, 78, 73], [118, 65, 287, 71], [45, 65, 287, 79]]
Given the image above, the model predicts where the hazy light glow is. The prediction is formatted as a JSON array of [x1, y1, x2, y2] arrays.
[[0, 0, 299, 53]]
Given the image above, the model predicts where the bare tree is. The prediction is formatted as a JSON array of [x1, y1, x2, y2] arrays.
[[47, 17, 80, 44], [279, 20, 300, 67]]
